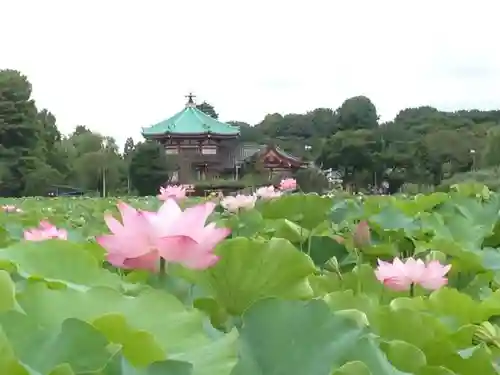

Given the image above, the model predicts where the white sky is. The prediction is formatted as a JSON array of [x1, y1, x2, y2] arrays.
[[1, 0, 500, 147]]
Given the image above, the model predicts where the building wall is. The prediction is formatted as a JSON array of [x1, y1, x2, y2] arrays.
[[162, 137, 239, 183], [157, 137, 305, 183]]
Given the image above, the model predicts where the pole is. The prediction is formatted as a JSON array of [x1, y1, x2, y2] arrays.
[[102, 139, 108, 198], [102, 167, 106, 197], [470, 149, 476, 172]]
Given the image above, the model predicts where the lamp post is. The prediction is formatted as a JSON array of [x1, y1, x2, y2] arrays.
[[470, 149, 476, 171], [102, 139, 108, 198]]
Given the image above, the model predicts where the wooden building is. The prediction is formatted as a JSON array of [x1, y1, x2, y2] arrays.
[[244, 144, 308, 179], [142, 94, 307, 183], [142, 94, 240, 183]]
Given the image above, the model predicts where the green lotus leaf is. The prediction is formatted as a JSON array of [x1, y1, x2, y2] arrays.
[[231, 298, 365, 375], [195, 237, 316, 315], [16, 283, 237, 375], [0, 240, 121, 289], [0, 314, 116, 374]]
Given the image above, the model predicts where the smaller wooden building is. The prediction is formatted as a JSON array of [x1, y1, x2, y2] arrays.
[[244, 144, 308, 179]]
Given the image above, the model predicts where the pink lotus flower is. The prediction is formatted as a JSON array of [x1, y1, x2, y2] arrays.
[[24, 220, 68, 241], [279, 178, 297, 191], [1, 205, 22, 213], [375, 257, 451, 291], [221, 194, 256, 212], [97, 200, 230, 272], [255, 186, 282, 199], [157, 185, 187, 201]]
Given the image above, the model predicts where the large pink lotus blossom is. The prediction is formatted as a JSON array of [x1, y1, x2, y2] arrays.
[[221, 194, 256, 212], [1, 205, 22, 213], [97, 200, 230, 272], [24, 220, 68, 241], [375, 257, 451, 291], [279, 178, 297, 191], [255, 186, 282, 200], [157, 185, 187, 201]]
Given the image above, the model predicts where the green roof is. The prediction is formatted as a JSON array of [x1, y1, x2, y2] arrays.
[[142, 105, 240, 136]]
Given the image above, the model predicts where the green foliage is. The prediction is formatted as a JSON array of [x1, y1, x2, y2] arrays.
[[314, 107, 495, 190], [0, 72, 130, 197], [294, 166, 329, 194], [482, 127, 500, 168], [1, 186, 500, 373], [226, 96, 500, 191], [129, 141, 170, 196], [0, 185, 500, 373], [337, 95, 379, 130], [4, 69, 500, 197], [123, 137, 136, 161], [0, 70, 41, 196], [196, 101, 218, 119], [441, 168, 500, 192]]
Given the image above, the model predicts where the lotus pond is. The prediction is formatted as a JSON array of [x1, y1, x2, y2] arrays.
[[0, 183, 500, 374]]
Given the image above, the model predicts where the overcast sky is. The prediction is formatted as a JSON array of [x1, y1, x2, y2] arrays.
[[1, 0, 499, 146]]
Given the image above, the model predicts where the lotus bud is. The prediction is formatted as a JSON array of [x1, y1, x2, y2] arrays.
[[353, 220, 371, 248]]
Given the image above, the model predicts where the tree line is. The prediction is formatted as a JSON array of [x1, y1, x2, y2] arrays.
[[1, 69, 499, 197], [235, 97, 500, 192]]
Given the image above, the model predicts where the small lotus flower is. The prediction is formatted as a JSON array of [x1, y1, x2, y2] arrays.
[[279, 178, 297, 191], [221, 194, 257, 213], [255, 185, 282, 199], [353, 220, 371, 248], [97, 200, 230, 272], [374, 257, 451, 291], [157, 185, 187, 201], [1, 205, 22, 213], [24, 220, 68, 241], [419, 260, 452, 290]]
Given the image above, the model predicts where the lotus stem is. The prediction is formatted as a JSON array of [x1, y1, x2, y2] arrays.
[[159, 258, 166, 283]]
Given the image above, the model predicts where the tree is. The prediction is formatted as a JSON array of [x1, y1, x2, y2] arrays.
[[482, 127, 500, 168], [123, 137, 136, 194], [295, 166, 330, 194], [4, 67, 500, 196], [37, 109, 63, 171], [337, 96, 379, 130], [0, 69, 45, 196], [123, 137, 135, 159], [129, 141, 170, 195], [317, 129, 379, 189], [71, 130, 103, 156], [73, 125, 91, 136], [37, 109, 61, 151], [196, 101, 219, 119], [229, 121, 263, 143], [74, 136, 125, 195], [23, 163, 63, 196]]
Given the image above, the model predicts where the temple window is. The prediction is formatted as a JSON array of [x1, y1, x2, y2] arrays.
[[201, 145, 217, 155], [165, 146, 178, 155]]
